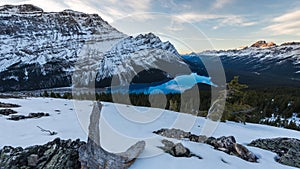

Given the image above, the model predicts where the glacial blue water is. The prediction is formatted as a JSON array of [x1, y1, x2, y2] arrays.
[[108, 73, 215, 94]]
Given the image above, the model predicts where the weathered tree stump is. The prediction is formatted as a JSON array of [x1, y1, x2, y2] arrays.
[[79, 102, 145, 169]]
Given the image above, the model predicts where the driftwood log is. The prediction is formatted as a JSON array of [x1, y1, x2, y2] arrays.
[[79, 102, 145, 169]]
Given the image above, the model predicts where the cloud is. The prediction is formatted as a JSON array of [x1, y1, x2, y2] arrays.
[[172, 12, 256, 29], [212, 0, 234, 9], [265, 10, 300, 36]]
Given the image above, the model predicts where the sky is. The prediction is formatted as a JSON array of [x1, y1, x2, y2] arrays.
[[1, 0, 300, 53]]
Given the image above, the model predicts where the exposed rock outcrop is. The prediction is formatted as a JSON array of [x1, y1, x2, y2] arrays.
[[205, 136, 257, 162], [154, 128, 257, 162], [0, 138, 85, 169], [249, 138, 300, 168], [251, 40, 276, 48]]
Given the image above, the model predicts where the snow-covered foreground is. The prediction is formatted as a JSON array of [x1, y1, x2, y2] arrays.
[[0, 97, 299, 169]]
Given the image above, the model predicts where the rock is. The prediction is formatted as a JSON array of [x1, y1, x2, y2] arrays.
[[8, 114, 26, 121], [0, 138, 85, 169], [205, 136, 257, 162], [249, 137, 300, 168], [159, 139, 202, 159], [27, 112, 50, 118], [0, 102, 21, 108], [188, 134, 207, 143], [0, 109, 18, 116], [205, 136, 236, 152], [8, 112, 49, 121], [233, 143, 257, 162], [154, 129, 257, 162], [153, 128, 191, 140], [174, 143, 190, 157]]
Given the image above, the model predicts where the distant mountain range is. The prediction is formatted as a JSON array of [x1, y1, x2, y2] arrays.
[[183, 40, 300, 88], [0, 4, 299, 92]]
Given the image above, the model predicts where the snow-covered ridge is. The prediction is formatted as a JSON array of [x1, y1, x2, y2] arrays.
[[201, 43, 300, 66], [0, 4, 187, 91], [94, 33, 183, 84]]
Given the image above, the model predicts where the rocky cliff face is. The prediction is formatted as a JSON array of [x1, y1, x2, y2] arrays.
[[0, 4, 126, 91], [0, 4, 187, 91]]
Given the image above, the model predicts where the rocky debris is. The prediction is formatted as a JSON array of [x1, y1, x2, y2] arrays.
[[0, 102, 21, 108], [0, 138, 85, 169], [159, 139, 202, 159], [0, 109, 18, 116], [251, 40, 276, 48], [154, 128, 257, 162], [205, 136, 257, 162], [8, 112, 49, 121], [79, 102, 145, 169], [249, 138, 300, 168]]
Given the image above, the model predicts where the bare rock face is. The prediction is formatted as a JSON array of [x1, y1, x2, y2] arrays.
[[249, 138, 300, 168], [78, 102, 145, 169], [251, 40, 276, 48]]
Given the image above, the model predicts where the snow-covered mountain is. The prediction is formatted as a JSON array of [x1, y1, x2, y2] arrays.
[[0, 4, 187, 91], [183, 41, 300, 87]]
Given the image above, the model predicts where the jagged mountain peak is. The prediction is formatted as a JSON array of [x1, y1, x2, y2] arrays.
[[251, 40, 276, 48], [0, 4, 43, 13], [108, 32, 179, 56]]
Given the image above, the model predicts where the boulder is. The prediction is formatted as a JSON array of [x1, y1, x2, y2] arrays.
[[233, 143, 257, 162], [159, 139, 202, 159], [205, 136, 257, 162]]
